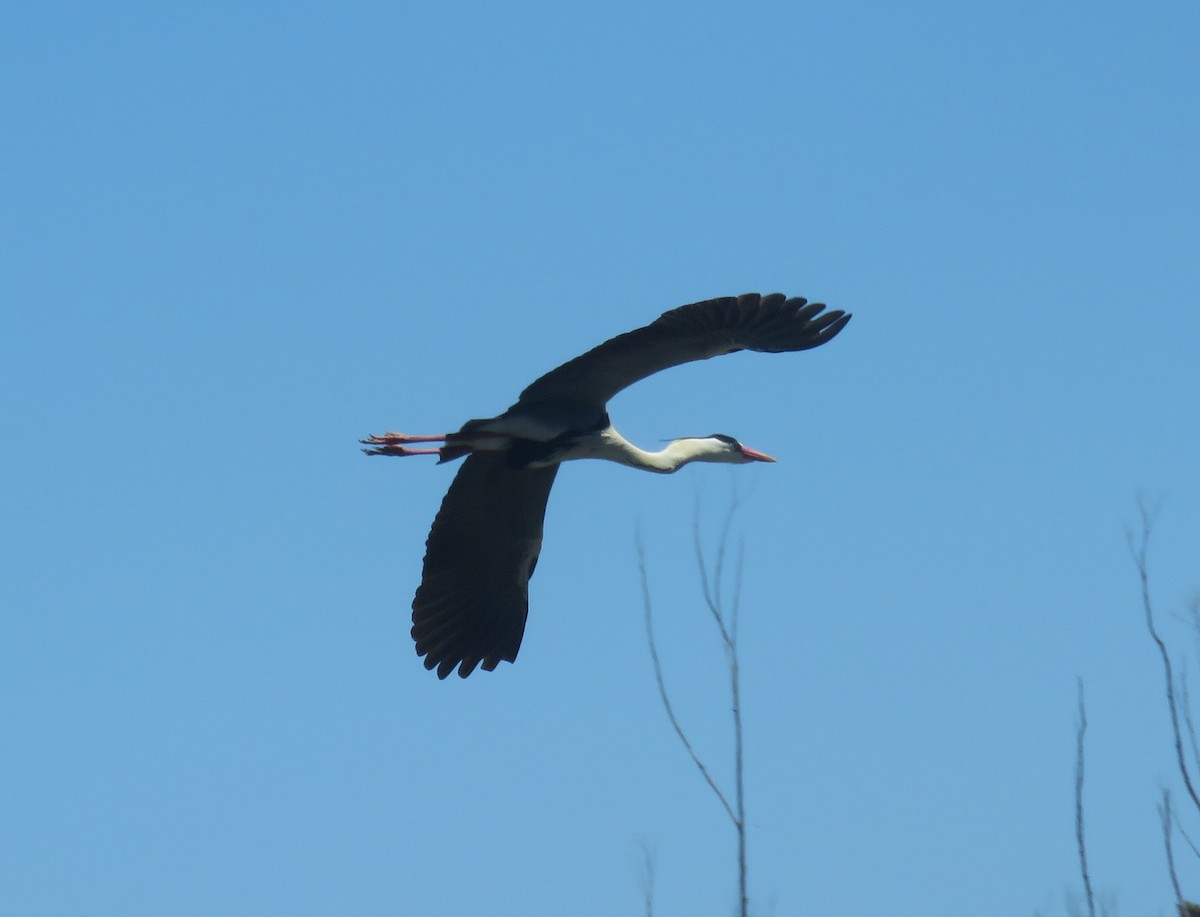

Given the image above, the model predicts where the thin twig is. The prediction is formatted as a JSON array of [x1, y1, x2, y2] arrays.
[[712, 488, 739, 615], [1074, 678, 1096, 917], [731, 537, 745, 656], [1187, 599, 1200, 778], [636, 839, 656, 917], [641, 491, 751, 917], [696, 496, 747, 917], [636, 529, 737, 826], [692, 515, 721, 626], [1130, 499, 1200, 816], [729, 544, 747, 917], [1160, 789, 1185, 908], [1177, 820, 1200, 861], [692, 489, 742, 631], [1180, 669, 1200, 782]]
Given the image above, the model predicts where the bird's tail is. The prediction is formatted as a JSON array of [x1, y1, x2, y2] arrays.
[[437, 419, 506, 464], [436, 444, 473, 463]]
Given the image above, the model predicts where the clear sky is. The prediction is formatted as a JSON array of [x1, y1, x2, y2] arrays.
[[3, 2, 1198, 914]]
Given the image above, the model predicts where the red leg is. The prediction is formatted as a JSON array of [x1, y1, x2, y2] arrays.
[[362, 444, 443, 457], [360, 432, 448, 445], [359, 428, 510, 458]]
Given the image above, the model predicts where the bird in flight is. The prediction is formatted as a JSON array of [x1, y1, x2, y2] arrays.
[[363, 292, 851, 678]]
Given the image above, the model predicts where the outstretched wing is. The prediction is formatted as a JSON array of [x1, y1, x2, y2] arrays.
[[516, 293, 851, 407], [412, 455, 559, 679]]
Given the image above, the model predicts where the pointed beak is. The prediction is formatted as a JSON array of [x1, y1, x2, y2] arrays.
[[739, 445, 776, 463]]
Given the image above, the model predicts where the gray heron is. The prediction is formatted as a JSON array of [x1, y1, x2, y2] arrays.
[[363, 292, 851, 678]]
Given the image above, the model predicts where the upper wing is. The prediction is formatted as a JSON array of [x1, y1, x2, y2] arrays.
[[411, 454, 560, 679], [516, 293, 851, 407]]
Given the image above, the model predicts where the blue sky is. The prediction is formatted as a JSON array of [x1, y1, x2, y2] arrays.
[[3, 2, 1198, 914]]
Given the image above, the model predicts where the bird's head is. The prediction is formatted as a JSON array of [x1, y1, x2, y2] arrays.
[[673, 433, 777, 465]]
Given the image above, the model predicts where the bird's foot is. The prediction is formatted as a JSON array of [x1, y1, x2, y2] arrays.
[[360, 432, 449, 457]]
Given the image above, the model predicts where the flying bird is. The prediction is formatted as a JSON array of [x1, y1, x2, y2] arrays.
[[363, 292, 851, 678]]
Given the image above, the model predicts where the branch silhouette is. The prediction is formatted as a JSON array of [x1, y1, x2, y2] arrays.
[[636, 490, 750, 917]]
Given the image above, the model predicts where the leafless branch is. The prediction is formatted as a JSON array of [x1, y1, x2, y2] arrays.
[[731, 536, 745, 646], [1177, 820, 1200, 861], [728, 535, 747, 917], [1185, 598, 1200, 779], [1181, 669, 1200, 782], [1161, 789, 1185, 908], [691, 484, 741, 630], [1130, 498, 1200, 817], [638, 490, 751, 917], [1075, 678, 1096, 917], [636, 528, 737, 827], [636, 839, 656, 917]]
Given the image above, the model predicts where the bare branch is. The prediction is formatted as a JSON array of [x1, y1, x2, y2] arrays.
[[1130, 498, 1200, 816], [712, 486, 740, 615], [1074, 678, 1096, 917], [730, 537, 745, 649], [692, 508, 718, 620], [1180, 669, 1200, 782], [1177, 819, 1200, 861], [691, 488, 743, 639], [1161, 789, 1185, 908], [636, 528, 737, 826], [696, 494, 748, 917], [1186, 598, 1200, 780], [692, 513, 725, 629], [729, 562, 747, 917], [640, 489, 752, 917], [636, 839, 656, 917]]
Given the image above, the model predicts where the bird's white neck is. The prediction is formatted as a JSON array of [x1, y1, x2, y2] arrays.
[[561, 427, 738, 474]]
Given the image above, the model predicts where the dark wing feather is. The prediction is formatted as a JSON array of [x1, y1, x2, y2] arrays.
[[412, 454, 559, 679], [516, 293, 851, 407]]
